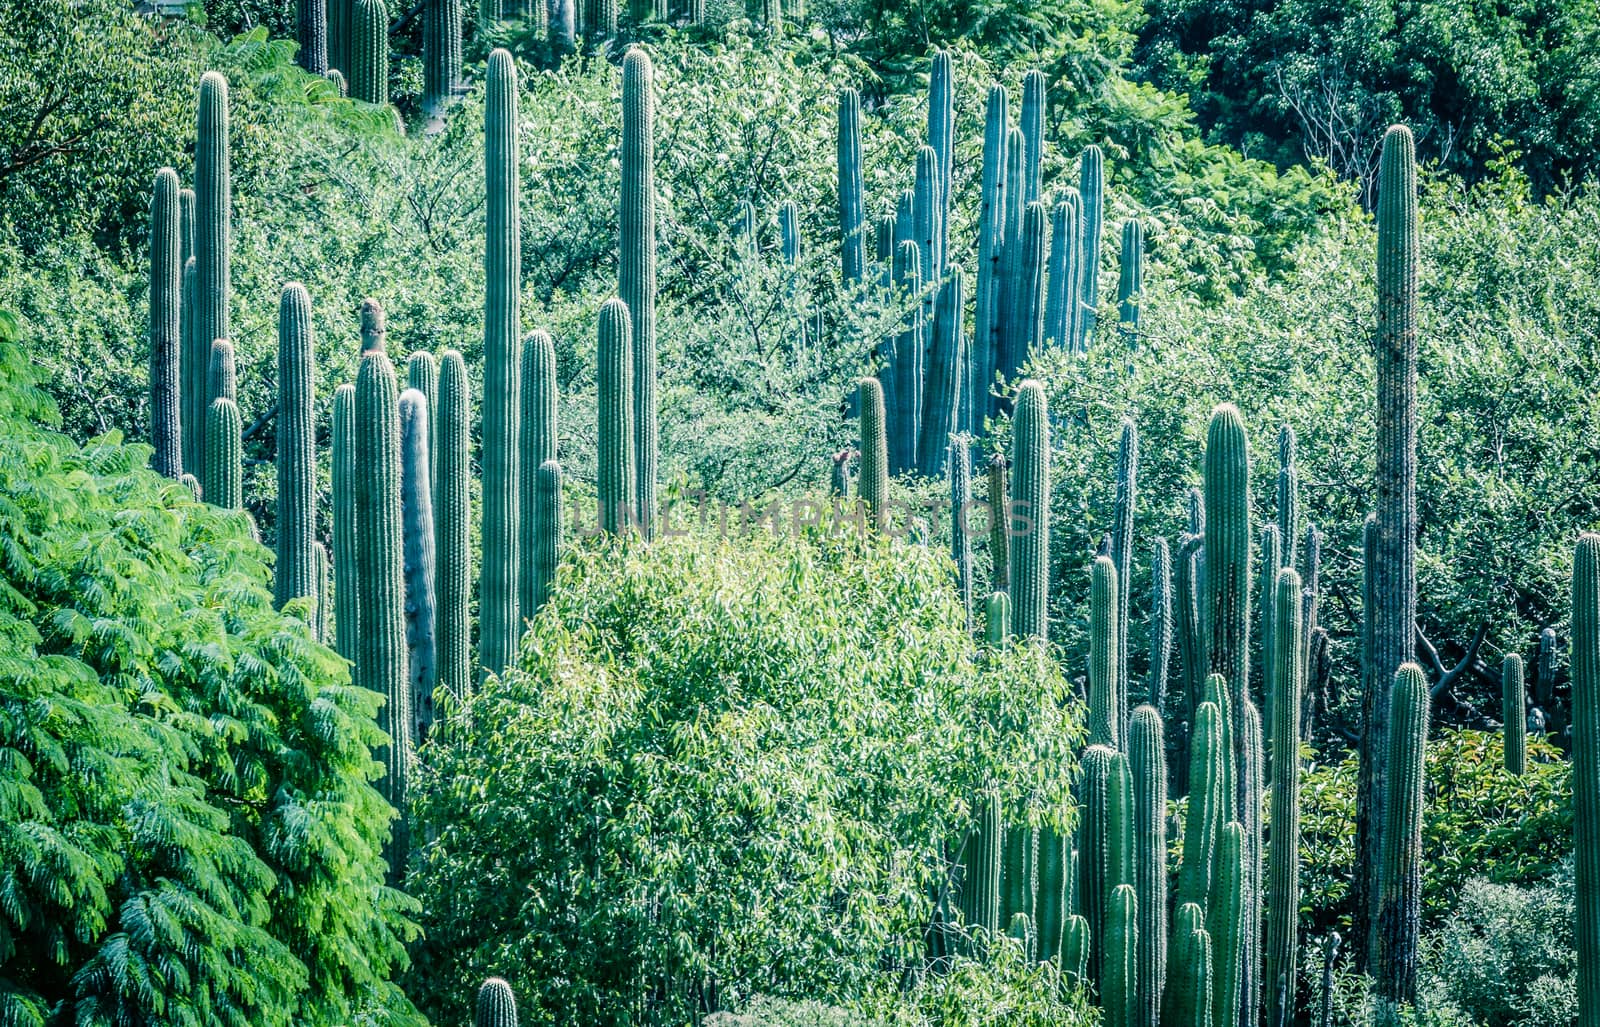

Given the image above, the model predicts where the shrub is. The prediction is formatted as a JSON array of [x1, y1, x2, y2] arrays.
[[407, 525, 1084, 1026]]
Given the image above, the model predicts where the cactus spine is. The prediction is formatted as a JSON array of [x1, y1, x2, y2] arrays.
[[1129, 705, 1166, 1027], [193, 72, 230, 484], [1375, 663, 1427, 1005], [1503, 654, 1526, 775], [1574, 534, 1600, 1027], [1020, 70, 1045, 204], [1089, 555, 1121, 747], [598, 299, 637, 534], [1079, 744, 1132, 984], [1166, 902, 1214, 1027], [1112, 418, 1137, 735], [1178, 700, 1224, 908], [148, 168, 182, 479], [1105, 884, 1137, 1027], [520, 330, 558, 621], [356, 350, 409, 880], [1010, 380, 1049, 641], [950, 436, 973, 631], [333, 383, 359, 661], [436, 351, 471, 701], [475, 977, 519, 1027], [203, 397, 242, 510], [837, 87, 866, 284], [972, 85, 1008, 431], [858, 377, 889, 532], [1117, 219, 1143, 348], [918, 267, 964, 475], [1360, 125, 1420, 966], [399, 389, 437, 743], [276, 284, 318, 614], [481, 49, 522, 677], [350, 0, 389, 105], [1077, 145, 1103, 349], [1265, 568, 1304, 1027], [620, 48, 658, 538], [299, 0, 328, 73]]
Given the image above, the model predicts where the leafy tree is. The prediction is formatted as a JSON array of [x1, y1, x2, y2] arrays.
[[408, 525, 1084, 1026], [0, 310, 420, 1026]]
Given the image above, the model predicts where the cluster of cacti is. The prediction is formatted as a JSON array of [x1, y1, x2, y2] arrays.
[[183, 73, 231, 484]]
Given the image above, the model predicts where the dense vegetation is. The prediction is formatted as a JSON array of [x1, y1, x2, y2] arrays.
[[1, 0, 1596, 1024]]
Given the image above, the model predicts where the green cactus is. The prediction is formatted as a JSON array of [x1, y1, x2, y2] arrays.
[[532, 459, 562, 616], [1002, 815, 1037, 954], [1010, 380, 1049, 641], [999, 201, 1046, 381], [435, 351, 471, 699], [207, 337, 236, 410], [949, 435, 973, 631], [1239, 699, 1264, 1027], [333, 383, 359, 662], [1209, 823, 1247, 1027], [1176, 533, 1205, 739], [996, 126, 1025, 379], [987, 452, 1009, 593], [1079, 744, 1132, 984], [928, 50, 953, 269], [179, 186, 194, 267], [1062, 914, 1091, 985], [276, 283, 318, 614], [549, 0, 573, 56], [191, 73, 231, 483], [1045, 191, 1082, 350], [326, 68, 348, 96], [1376, 663, 1427, 1006], [1573, 534, 1600, 1027], [913, 144, 942, 297], [356, 350, 410, 882], [481, 49, 522, 678], [520, 330, 558, 623], [620, 47, 658, 537], [1204, 403, 1251, 819], [1076, 145, 1103, 349], [1265, 568, 1305, 1027], [313, 541, 331, 642], [918, 267, 964, 476], [598, 299, 638, 534], [1089, 555, 1120, 747], [329, 0, 349, 79], [1150, 539, 1172, 714], [830, 449, 851, 498], [1036, 823, 1068, 961], [1362, 125, 1420, 963], [360, 296, 386, 354], [1503, 654, 1526, 775], [300, 0, 328, 73], [858, 376, 888, 532], [1206, 672, 1237, 829], [889, 240, 924, 474], [481, 0, 501, 23], [203, 397, 242, 510], [408, 350, 438, 477], [148, 168, 182, 479], [349, 0, 389, 104], [779, 200, 800, 268], [985, 591, 1009, 647], [1129, 705, 1166, 1027], [971, 85, 1008, 432], [1117, 219, 1143, 349], [1105, 884, 1137, 1027], [1112, 418, 1137, 734], [1259, 525, 1281, 743], [837, 87, 866, 284], [421, 0, 459, 112], [399, 389, 437, 743], [1020, 69, 1045, 204], [1178, 699, 1224, 908], [475, 977, 519, 1027], [962, 787, 1003, 937], [1165, 902, 1214, 1027], [1538, 625, 1557, 711], [1277, 425, 1299, 571]]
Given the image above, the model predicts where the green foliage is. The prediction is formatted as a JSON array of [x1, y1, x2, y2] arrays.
[[0, 314, 418, 1025], [408, 527, 1083, 1026]]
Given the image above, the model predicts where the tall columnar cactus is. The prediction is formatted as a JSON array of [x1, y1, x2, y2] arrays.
[[858, 377, 888, 532], [333, 383, 359, 661], [1206, 673, 1237, 830], [1240, 696, 1264, 1027], [408, 350, 438, 457], [985, 591, 1009, 647], [1277, 425, 1299, 571], [481, 49, 522, 678], [148, 168, 182, 479], [519, 330, 558, 623], [204, 397, 242, 510], [192, 72, 231, 483], [1079, 745, 1133, 984], [329, 0, 350, 79], [962, 787, 1003, 937], [350, 0, 389, 105], [1178, 700, 1223, 908], [423, 0, 460, 111], [999, 201, 1046, 382], [481, 0, 501, 22], [1265, 568, 1305, 1027], [1089, 555, 1121, 747], [207, 337, 236, 408], [532, 460, 562, 616], [399, 389, 437, 742], [918, 268, 964, 475], [620, 47, 658, 538], [361, 296, 387, 354], [436, 351, 471, 701], [550, 0, 574, 56], [1574, 534, 1600, 1027], [1062, 914, 1091, 984], [927, 50, 953, 260], [1105, 884, 1137, 1027], [1361, 125, 1420, 963], [1204, 403, 1252, 813], [475, 977, 519, 1027], [1165, 902, 1214, 1027], [1150, 539, 1172, 714], [914, 145, 943, 297], [1076, 144, 1103, 349], [1503, 654, 1526, 775], [1538, 625, 1557, 711], [313, 541, 331, 641], [1129, 705, 1166, 1027], [179, 194, 197, 472], [1375, 663, 1427, 1005], [1045, 193, 1082, 350], [1020, 69, 1045, 204], [356, 350, 410, 881], [1176, 533, 1206, 733], [949, 436, 973, 630], [598, 298, 638, 535], [987, 453, 1009, 594], [1209, 822, 1247, 1027], [1117, 219, 1143, 348], [996, 127, 1025, 378], [1010, 380, 1049, 641], [837, 87, 866, 284], [276, 283, 318, 613], [1001, 819, 1036, 951], [1258, 524, 1280, 746], [972, 85, 1008, 432], [299, 0, 328, 73], [889, 240, 924, 474], [779, 201, 800, 268], [1112, 417, 1137, 733]]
